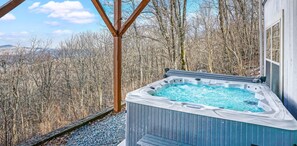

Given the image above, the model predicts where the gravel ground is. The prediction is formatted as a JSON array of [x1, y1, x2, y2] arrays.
[[66, 112, 126, 146]]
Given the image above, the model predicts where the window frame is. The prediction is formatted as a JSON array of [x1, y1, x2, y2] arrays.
[[265, 20, 281, 66]]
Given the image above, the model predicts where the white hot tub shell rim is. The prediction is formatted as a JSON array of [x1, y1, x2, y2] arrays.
[[126, 76, 297, 131]]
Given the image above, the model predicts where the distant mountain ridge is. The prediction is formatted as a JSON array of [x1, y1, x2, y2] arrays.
[[0, 44, 94, 61], [0, 45, 15, 49]]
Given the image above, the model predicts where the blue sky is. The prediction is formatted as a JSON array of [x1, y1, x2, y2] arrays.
[[0, 0, 111, 47], [0, 0, 199, 47]]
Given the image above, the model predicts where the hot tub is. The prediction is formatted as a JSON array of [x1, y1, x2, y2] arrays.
[[125, 73, 297, 146]]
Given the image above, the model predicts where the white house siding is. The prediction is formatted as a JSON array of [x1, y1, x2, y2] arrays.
[[264, 0, 297, 118], [288, 0, 297, 118]]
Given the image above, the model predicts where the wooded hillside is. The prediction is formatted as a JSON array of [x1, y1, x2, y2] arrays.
[[0, 0, 260, 145]]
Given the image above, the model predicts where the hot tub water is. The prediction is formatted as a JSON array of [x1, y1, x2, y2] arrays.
[[152, 83, 264, 112]]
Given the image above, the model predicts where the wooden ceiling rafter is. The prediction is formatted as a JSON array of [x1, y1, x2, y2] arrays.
[[119, 0, 150, 36], [92, 0, 150, 37], [0, 0, 25, 18], [91, 0, 117, 37]]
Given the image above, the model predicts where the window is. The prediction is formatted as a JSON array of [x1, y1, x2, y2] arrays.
[[265, 21, 281, 98], [266, 28, 271, 60], [272, 23, 280, 62], [266, 22, 280, 63]]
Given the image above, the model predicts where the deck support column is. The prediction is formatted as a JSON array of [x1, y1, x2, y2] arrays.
[[92, 0, 150, 112], [114, 0, 122, 112], [114, 36, 122, 112]]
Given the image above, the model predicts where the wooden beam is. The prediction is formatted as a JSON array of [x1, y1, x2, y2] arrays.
[[119, 0, 150, 36], [0, 0, 25, 18], [91, 0, 117, 37], [91, 0, 150, 113], [113, 0, 122, 112]]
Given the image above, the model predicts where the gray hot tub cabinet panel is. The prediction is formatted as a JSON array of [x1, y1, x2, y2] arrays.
[[126, 102, 297, 146]]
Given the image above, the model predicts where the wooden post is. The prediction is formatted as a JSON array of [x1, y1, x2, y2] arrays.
[[114, 0, 122, 112], [91, 0, 150, 112]]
